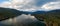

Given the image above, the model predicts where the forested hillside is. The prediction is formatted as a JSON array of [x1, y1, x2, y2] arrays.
[[31, 10, 60, 26]]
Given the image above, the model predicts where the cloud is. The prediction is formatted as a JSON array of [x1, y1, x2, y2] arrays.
[[0, 0, 60, 12], [41, 1, 60, 11], [0, 1, 11, 8], [0, 0, 37, 12], [0, 0, 35, 8]]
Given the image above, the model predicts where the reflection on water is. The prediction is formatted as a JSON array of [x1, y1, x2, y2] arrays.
[[0, 14, 46, 26]]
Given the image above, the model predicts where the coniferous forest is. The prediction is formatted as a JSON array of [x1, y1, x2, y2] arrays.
[[0, 7, 60, 26]]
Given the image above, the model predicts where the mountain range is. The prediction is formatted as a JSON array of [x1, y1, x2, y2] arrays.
[[0, 7, 60, 21]]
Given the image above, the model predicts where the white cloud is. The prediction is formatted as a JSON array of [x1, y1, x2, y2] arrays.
[[0, 0, 36, 12], [10, 0, 34, 8], [0, 0, 60, 12], [41, 2, 60, 11], [0, 2, 11, 8]]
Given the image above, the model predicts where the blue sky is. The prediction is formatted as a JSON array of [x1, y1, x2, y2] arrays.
[[0, 0, 60, 12], [0, 0, 9, 3]]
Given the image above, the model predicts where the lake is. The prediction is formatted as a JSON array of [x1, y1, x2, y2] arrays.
[[0, 14, 46, 26]]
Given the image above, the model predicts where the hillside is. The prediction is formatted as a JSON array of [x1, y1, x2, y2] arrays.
[[0, 7, 23, 21], [31, 9, 60, 26]]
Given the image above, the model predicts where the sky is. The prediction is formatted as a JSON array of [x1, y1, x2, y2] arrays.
[[0, 0, 60, 12]]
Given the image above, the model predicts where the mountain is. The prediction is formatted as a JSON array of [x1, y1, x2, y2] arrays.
[[0, 7, 19, 21], [47, 9, 60, 15], [0, 7, 60, 21], [0, 7, 46, 26], [31, 11, 47, 14], [31, 9, 60, 14], [0, 7, 31, 21], [31, 9, 60, 21]]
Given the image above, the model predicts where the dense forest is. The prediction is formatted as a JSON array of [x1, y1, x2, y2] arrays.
[[0, 7, 60, 26], [32, 10, 60, 26]]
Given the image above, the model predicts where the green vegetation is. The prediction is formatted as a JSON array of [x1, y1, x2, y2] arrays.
[[0, 8, 19, 21], [0, 9, 16, 21], [32, 13, 60, 26]]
